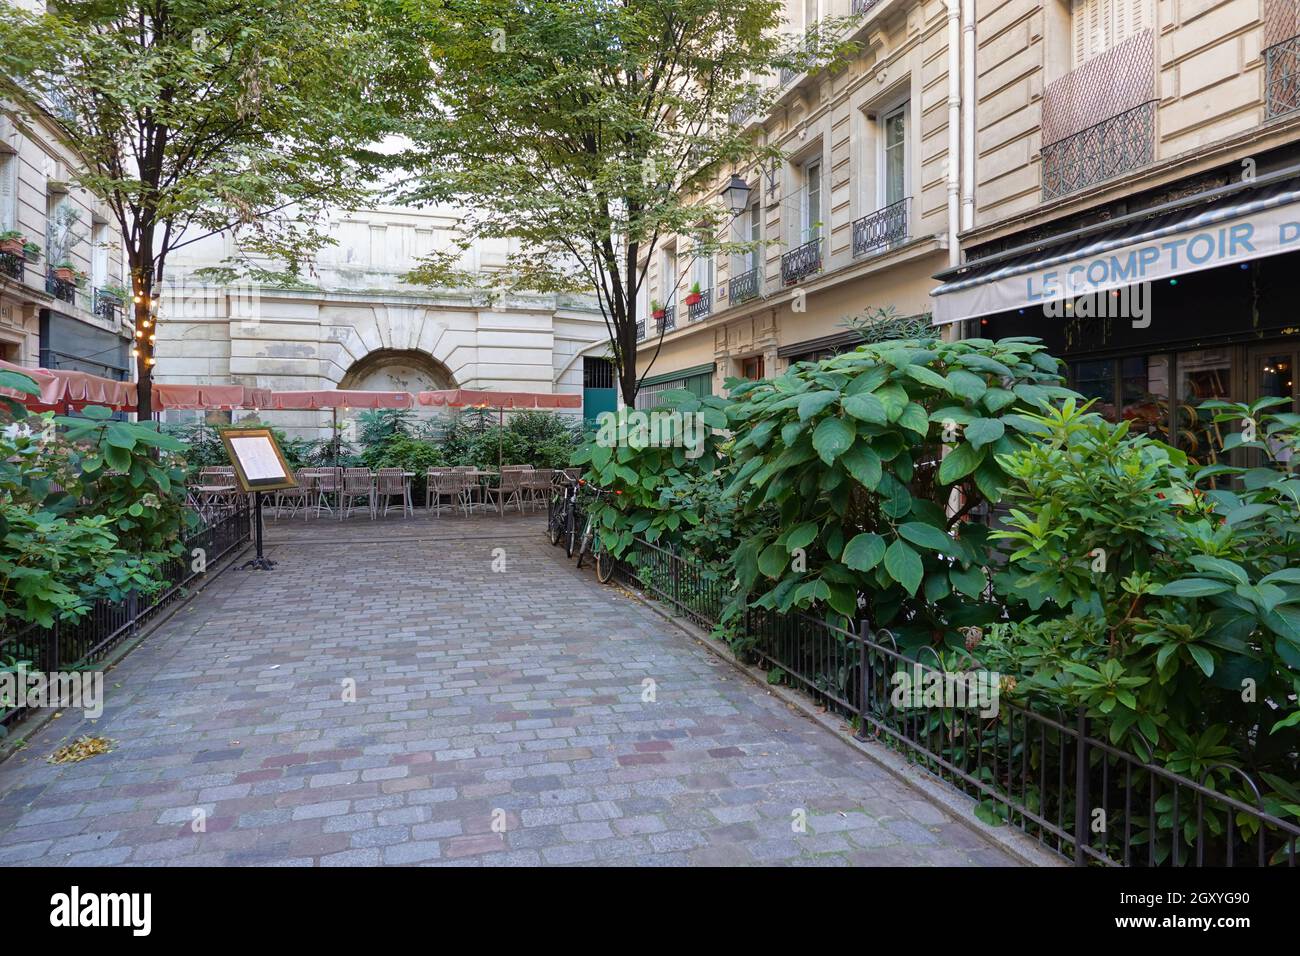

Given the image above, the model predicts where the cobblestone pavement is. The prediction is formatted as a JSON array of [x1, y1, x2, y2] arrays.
[[0, 512, 1018, 866]]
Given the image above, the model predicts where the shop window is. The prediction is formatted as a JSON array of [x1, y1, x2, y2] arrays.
[[741, 356, 765, 380], [1176, 348, 1233, 468]]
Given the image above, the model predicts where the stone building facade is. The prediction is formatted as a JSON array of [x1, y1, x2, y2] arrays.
[[155, 203, 611, 436]]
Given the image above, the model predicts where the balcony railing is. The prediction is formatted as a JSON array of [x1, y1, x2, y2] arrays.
[[728, 267, 761, 306], [1041, 100, 1156, 201], [852, 197, 910, 259], [0, 252, 23, 283], [851, 0, 883, 13], [635, 320, 646, 341], [1266, 35, 1300, 119], [655, 306, 676, 335], [686, 289, 711, 321], [729, 92, 758, 126], [781, 237, 822, 286], [94, 288, 123, 322], [45, 271, 76, 305]]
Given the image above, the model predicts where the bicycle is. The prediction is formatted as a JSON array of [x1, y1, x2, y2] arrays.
[[573, 481, 618, 584], [547, 473, 579, 553]]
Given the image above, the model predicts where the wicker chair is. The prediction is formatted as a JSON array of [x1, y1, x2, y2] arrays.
[[315, 467, 342, 518], [486, 469, 525, 516], [525, 468, 554, 511], [376, 467, 411, 518], [341, 468, 376, 519], [431, 471, 468, 517], [275, 470, 314, 521]]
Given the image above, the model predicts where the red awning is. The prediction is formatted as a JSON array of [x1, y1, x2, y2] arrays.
[[266, 389, 414, 411], [0, 360, 137, 411], [416, 389, 582, 410], [151, 383, 272, 410]]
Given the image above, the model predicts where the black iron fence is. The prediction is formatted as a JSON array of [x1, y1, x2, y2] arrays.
[[852, 197, 909, 258], [0, 252, 23, 283], [1041, 100, 1156, 201], [93, 288, 123, 322], [0, 499, 251, 732], [45, 271, 76, 305], [613, 537, 1300, 867], [655, 306, 676, 335], [781, 237, 822, 286], [728, 267, 761, 306], [687, 289, 711, 321]]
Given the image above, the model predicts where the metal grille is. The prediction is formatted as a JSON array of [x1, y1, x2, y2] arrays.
[[687, 289, 711, 321], [851, 196, 909, 258], [729, 92, 758, 126], [728, 267, 761, 306], [781, 237, 822, 285], [635, 320, 645, 341], [94, 287, 122, 322], [0, 252, 22, 282], [1267, 35, 1300, 119], [611, 536, 1300, 867], [852, 0, 883, 14], [1041, 101, 1156, 201], [655, 305, 676, 335], [45, 271, 76, 304], [582, 355, 613, 389]]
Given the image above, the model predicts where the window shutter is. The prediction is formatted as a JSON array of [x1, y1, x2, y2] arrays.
[[0, 154, 15, 231]]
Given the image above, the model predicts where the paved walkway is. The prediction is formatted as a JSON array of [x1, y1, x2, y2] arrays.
[[0, 512, 1017, 866]]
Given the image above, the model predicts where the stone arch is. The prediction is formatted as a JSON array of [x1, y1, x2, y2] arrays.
[[337, 348, 456, 393]]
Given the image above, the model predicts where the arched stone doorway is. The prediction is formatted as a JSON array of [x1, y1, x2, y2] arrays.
[[338, 348, 456, 393]]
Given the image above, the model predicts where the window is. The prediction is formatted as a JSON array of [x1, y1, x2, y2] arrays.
[[748, 200, 761, 270], [692, 250, 713, 295], [0, 153, 16, 232], [91, 221, 109, 289], [582, 356, 614, 390], [802, 158, 822, 245], [881, 106, 907, 207], [733, 199, 761, 275], [1072, 0, 1152, 67], [741, 356, 765, 380], [661, 248, 677, 307], [803, 0, 820, 31]]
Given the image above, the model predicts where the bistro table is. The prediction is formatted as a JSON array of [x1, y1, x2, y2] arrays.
[[188, 482, 238, 520]]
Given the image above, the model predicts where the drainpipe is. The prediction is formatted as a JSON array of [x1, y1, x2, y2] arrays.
[[946, 0, 961, 269], [961, 0, 976, 232]]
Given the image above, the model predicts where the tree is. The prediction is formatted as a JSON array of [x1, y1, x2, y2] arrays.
[[400, 0, 854, 407], [0, 0, 425, 418]]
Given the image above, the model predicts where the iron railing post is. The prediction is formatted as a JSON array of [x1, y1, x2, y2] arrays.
[[855, 619, 870, 741], [1074, 706, 1090, 866]]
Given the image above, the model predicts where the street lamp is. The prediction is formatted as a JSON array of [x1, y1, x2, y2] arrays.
[[722, 174, 750, 218]]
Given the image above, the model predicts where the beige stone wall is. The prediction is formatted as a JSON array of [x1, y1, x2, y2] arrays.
[[971, 0, 1295, 244], [635, 0, 953, 389]]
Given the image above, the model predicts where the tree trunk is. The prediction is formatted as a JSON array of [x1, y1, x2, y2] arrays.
[[131, 260, 155, 421]]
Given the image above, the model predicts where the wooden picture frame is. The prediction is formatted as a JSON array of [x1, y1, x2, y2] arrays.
[[219, 427, 298, 493]]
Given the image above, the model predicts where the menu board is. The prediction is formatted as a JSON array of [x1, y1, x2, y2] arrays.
[[220, 428, 298, 492]]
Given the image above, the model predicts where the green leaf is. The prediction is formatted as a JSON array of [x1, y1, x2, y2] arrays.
[[840, 445, 882, 490], [898, 521, 958, 556], [1186, 644, 1215, 678], [950, 565, 986, 598], [945, 369, 987, 402], [897, 403, 929, 438], [812, 416, 855, 465], [883, 539, 923, 596], [902, 364, 949, 390], [843, 533, 886, 572], [758, 543, 789, 579], [842, 392, 887, 425], [786, 521, 819, 552], [798, 390, 841, 422], [937, 442, 985, 484], [963, 418, 1005, 450], [1156, 578, 1233, 597]]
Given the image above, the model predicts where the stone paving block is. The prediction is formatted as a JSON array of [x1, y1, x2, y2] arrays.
[[0, 518, 1019, 868]]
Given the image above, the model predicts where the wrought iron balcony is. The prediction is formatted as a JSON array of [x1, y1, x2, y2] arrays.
[[636, 320, 646, 341], [45, 271, 76, 304], [1041, 100, 1156, 201], [728, 267, 761, 306], [1266, 35, 1300, 119], [0, 252, 23, 282], [852, 197, 909, 259], [687, 289, 711, 322], [852, 0, 883, 14], [729, 92, 758, 126], [94, 288, 123, 322], [780, 238, 822, 286], [655, 306, 676, 335]]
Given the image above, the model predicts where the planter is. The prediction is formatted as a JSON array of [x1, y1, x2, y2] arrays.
[[0, 237, 25, 257], [684, 293, 702, 306], [652, 309, 666, 320], [53, 266, 76, 283]]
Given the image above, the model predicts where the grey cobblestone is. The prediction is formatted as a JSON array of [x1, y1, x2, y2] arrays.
[[0, 517, 1016, 867]]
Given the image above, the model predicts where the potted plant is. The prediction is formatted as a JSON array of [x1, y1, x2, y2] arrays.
[[651, 299, 665, 320], [0, 230, 25, 257], [100, 282, 128, 304], [21, 240, 41, 262], [53, 261, 77, 283], [684, 282, 702, 307]]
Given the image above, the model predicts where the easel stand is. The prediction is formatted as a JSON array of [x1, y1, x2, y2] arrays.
[[240, 491, 277, 571]]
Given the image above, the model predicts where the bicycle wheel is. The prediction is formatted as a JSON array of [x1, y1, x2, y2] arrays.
[[564, 509, 578, 559], [575, 522, 594, 569], [595, 542, 615, 584], [547, 498, 564, 546]]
